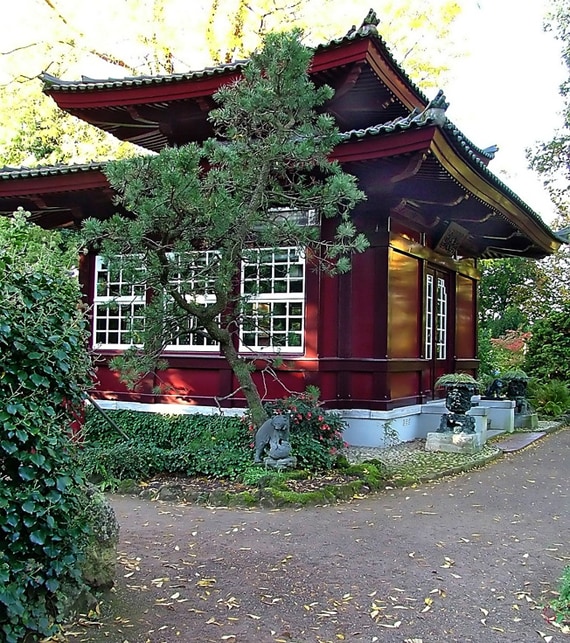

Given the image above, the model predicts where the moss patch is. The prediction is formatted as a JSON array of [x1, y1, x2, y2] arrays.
[[120, 439, 515, 508]]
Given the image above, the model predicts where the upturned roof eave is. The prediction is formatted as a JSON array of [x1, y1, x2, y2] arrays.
[[337, 118, 561, 257]]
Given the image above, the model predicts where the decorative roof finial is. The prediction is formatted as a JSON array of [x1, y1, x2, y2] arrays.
[[359, 8, 379, 35], [425, 89, 449, 125], [428, 89, 449, 111]]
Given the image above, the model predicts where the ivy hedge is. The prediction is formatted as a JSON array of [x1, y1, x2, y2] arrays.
[[78, 391, 349, 486], [0, 212, 94, 642]]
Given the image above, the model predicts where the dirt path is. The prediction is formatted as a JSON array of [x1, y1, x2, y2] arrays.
[[65, 428, 569, 643]]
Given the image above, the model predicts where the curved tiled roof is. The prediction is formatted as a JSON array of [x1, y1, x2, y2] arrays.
[[41, 60, 248, 92], [40, 19, 425, 104], [0, 162, 106, 180], [339, 102, 560, 243]]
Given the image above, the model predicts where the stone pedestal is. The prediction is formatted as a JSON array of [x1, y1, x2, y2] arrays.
[[425, 430, 484, 454], [263, 455, 297, 471], [480, 399, 515, 432], [514, 412, 539, 430]]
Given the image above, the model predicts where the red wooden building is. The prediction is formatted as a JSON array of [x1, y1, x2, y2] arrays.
[[0, 18, 562, 443]]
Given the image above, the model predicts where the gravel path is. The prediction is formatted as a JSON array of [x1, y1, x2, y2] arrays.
[[64, 427, 569, 643]]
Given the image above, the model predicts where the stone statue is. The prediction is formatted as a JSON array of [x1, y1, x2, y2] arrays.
[[254, 415, 296, 470], [437, 384, 476, 434], [438, 411, 476, 434], [506, 376, 530, 414], [484, 378, 504, 399]]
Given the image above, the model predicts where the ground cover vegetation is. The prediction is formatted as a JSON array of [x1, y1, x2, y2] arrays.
[[548, 564, 570, 631], [78, 390, 352, 489], [0, 212, 96, 642]]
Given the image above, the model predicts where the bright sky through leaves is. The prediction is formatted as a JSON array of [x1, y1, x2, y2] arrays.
[[0, 0, 565, 223]]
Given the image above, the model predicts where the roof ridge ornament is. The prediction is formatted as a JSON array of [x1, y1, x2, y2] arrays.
[[359, 8, 380, 36], [345, 9, 379, 37], [423, 89, 449, 125]]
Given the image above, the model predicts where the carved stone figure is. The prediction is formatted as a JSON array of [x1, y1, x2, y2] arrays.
[[484, 378, 504, 399], [438, 411, 476, 434], [254, 415, 290, 464], [437, 383, 476, 434], [506, 376, 530, 414], [445, 384, 473, 415]]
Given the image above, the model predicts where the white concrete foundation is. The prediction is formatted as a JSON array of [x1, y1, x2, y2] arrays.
[[92, 398, 511, 448], [481, 399, 515, 433]]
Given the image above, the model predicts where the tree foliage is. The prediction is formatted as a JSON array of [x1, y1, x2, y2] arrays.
[[524, 300, 570, 382], [0, 0, 463, 166], [84, 31, 367, 427], [528, 0, 570, 219], [478, 257, 546, 336], [526, 0, 570, 314], [0, 211, 93, 641]]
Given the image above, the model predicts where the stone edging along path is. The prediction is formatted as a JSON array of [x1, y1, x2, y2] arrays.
[[123, 421, 566, 510]]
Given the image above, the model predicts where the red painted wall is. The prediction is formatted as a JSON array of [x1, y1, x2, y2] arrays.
[[87, 235, 478, 412]]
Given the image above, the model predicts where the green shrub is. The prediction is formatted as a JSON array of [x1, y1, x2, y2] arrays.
[[80, 389, 348, 484], [79, 409, 253, 483], [550, 565, 570, 625], [525, 303, 570, 381], [0, 213, 93, 642], [528, 379, 570, 417]]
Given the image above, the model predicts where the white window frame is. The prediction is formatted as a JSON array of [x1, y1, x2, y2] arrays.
[[94, 247, 307, 355], [436, 277, 448, 360], [268, 207, 319, 227], [92, 255, 146, 349], [93, 253, 221, 352], [424, 274, 434, 360], [239, 247, 305, 354], [163, 251, 219, 352]]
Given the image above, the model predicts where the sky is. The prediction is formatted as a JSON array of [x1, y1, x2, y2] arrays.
[[442, 0, 565, 225]]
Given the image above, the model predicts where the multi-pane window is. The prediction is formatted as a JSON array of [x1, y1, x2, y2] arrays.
[[93, 247, 307, 354], [93, 254, 220, 351], [436, 277, 447, 359], [165, 252, 218, 351], [93, 256, 146, 348], [240, 247, 305, 352], [424, 273, 448, 361], [425, 274, 434, 360]]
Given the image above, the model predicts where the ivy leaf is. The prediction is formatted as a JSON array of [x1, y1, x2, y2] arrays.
[[30, 529, 47, 545], [19, 466, 36, 481]]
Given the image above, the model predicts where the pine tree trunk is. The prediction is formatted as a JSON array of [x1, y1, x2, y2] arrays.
[[205, 321, 268, 428]]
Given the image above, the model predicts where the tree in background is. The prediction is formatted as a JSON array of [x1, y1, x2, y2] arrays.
[[527, 0, 570, 311], [0, 0, 462, 166], [83, 32, 367, 428], [477, 257, 546, 377], [478, 257, 546, 338], [524, 302, 570, 381], [205, 0, 462, 85], [513, 0, 570, 389]]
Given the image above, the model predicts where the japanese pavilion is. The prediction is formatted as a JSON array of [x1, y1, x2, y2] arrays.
[[0, 14, 563, 444]]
